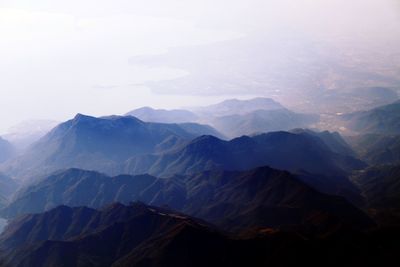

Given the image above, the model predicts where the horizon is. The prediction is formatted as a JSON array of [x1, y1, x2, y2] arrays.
[[1, 0, 399, 132]]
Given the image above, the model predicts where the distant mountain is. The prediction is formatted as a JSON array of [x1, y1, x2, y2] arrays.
[[352, 164, 400, 226], [125, 107, 198, 123], [2, 167, 372, 232], [2, 120, 59, 152], [309, 86, 399, 114], [346, 134, 400, 165], [0, 114, 221, 180], [0, 137, 15, 164], [341, 100, 400, 134], [210, 109, 318, 138], [126, 99, 316, 138], [0, 203, 393, 267], [191, 97, 285, 117], [122, 131, 366, 178], [171, 122, 225, 139]]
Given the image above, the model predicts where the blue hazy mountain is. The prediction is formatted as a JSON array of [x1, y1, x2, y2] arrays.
[[0, 114, 222, 181]]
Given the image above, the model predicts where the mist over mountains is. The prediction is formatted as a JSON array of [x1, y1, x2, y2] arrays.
[[126, 97, 319, 138], [0, 0, 399, 265]]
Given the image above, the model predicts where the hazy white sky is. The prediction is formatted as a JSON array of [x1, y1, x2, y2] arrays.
[[0, 0, 399, 133]]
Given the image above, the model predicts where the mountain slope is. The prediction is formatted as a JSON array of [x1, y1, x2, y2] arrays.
[[342, 100, 400, 134], [0, 137, 14, 164], [0, 173, 18, 209], [291, 129, 357, 157], [352, 164, 400, 226]]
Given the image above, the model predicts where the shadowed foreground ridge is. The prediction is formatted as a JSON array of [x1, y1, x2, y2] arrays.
[[0, 203, 397, 267]]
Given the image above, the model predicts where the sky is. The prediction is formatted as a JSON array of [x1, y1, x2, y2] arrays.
[[0, 0, 399, 133]]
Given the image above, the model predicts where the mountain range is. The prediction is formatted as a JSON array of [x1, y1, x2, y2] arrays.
[[0, 96, 399, 266], [121, 131, 365, 178], [1, 166, 372, 233]]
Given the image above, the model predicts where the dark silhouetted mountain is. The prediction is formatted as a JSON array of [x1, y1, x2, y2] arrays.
[[0, 137, 14, 164], [352, 164, 400, 226], [191, 97, 285, 117], [125, 107, 198, 123], [0, 114, 221, 180], [2, 167, 372, 233], [122, 131, 365, 177], [210, 109, 319, 138], [0, 203, 212, 267], [342, 100, 400, 134], [346, 134, 400, 165], [0, 203, 395, 267]]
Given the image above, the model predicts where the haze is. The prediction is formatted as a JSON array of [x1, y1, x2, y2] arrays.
[[0, 0, 399, 133]]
